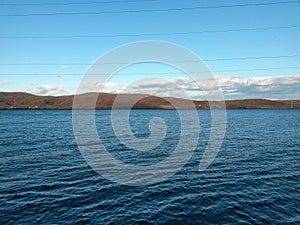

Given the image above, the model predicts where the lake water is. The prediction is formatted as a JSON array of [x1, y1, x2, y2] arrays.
[[0, 109, 299, 224]]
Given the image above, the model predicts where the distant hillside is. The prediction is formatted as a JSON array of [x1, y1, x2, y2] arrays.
[[280, 100, 300, 105], [0, 92, 299, 109]]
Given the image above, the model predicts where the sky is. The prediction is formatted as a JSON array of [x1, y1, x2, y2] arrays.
[[0, 0, 300, 100]]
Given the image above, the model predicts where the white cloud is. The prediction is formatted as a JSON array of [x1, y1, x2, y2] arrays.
[[56, 74, 68, 80], [0, 80, 14, 86], [61, 62, 72, 70], [27, 84, 68, 96], [216, 74, 300, 99], [80, 80, 125, 93]]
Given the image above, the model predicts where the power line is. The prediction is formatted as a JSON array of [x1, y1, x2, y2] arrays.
[[0, 0, 161, 6], [0, 1, 298, 17], [1, 25, 299, 39], [0, 54, 300, 66], [1, 66, 300, 75], [213, 66, 300, 73], [205, 54, 300, 62]]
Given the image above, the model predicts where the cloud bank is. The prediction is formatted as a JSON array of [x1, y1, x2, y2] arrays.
[[23, 74, 300, 100], [117, 74, 300, 100]]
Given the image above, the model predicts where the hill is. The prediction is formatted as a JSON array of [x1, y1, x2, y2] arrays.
[[0, 92, 299, 109]]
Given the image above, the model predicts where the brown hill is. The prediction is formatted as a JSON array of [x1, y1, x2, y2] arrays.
[[0, 92, 299, 109]]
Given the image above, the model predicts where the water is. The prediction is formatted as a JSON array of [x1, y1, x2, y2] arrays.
[[0, 109, 299, 224]]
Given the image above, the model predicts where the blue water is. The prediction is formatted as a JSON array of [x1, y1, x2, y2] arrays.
[[0, 109, 299, 224]]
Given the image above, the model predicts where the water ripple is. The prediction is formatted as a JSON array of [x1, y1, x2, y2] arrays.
[[0, 109, 300, 224]]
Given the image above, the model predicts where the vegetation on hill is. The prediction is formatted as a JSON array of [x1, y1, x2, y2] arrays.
[[0, 92, 299, 109]]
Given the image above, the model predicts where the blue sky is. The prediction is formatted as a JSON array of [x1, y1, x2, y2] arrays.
[[0, 0, 300, 99]]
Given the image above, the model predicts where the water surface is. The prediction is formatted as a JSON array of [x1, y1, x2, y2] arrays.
[[0, 109, 299, 224]]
